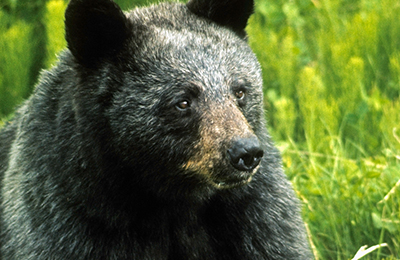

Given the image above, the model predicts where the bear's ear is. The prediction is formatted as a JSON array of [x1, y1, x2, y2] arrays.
[[65, 0, 131, 67], [186, 0, 254, 38]]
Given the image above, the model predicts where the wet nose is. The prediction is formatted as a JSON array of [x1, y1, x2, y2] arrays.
[[227, 137, 264, 172]]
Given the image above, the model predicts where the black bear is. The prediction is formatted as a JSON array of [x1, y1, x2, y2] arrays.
[[0, 0, 312, 259]]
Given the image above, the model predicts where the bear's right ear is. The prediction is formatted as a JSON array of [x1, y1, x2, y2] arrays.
[[186, 0, 254, 38], [65, 0, 131, 67]]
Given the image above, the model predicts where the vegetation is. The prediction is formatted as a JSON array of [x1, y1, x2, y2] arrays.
[[0, 0, 399, 259], [248, 0, 400, 258]]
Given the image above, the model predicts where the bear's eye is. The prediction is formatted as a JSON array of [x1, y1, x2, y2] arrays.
[[235, 90, 245, 100], [176, 100, 191, 111]]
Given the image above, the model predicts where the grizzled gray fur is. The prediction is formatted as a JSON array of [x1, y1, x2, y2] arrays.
[[0, 0, 313, 259]]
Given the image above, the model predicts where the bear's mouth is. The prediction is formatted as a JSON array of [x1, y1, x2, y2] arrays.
[[212, 176, 253, 189], [210, 164, 260, 189]]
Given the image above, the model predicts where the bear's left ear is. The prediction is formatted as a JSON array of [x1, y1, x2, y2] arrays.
[[65, 0, 131, 67], [186, 0, 254, 38]]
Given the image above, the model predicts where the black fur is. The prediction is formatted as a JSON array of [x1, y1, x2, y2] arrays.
[[0, 0, 312, 259], [186, 0, 254, 38]]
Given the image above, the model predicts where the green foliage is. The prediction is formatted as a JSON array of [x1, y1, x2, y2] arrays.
[[248, 0, 400, 258], [1, 0, 399, 259], [0, 11, 34, 116], [43, 0, 67, 67]]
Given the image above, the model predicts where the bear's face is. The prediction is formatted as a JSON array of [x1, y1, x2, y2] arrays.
[[65, 0, 264, 196]]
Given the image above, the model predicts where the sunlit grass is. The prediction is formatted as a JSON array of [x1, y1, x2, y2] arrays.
[[248, 0, 400, 258], [0, 12, 33, 117], [43, 0, 67, 67]]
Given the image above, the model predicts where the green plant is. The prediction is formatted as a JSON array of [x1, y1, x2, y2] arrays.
[[248, 0, 400, 258], [0, 11, 34, 117]]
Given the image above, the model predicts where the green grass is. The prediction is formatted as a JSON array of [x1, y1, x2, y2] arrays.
[[248, 0, 400, 258], [0, 11, 34, 116], [1, 0, 399, 259]]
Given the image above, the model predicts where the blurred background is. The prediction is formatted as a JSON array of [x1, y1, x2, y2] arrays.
[[0, 0, 399, 259]]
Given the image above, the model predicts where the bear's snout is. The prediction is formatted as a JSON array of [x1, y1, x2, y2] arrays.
[[227, 136, 263, 172]]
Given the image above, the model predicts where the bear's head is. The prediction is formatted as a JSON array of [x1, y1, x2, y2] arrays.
[[64, 0, 267, 199]]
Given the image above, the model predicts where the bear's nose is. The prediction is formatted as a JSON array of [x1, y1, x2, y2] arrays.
[[227, 137, 264, 172]]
